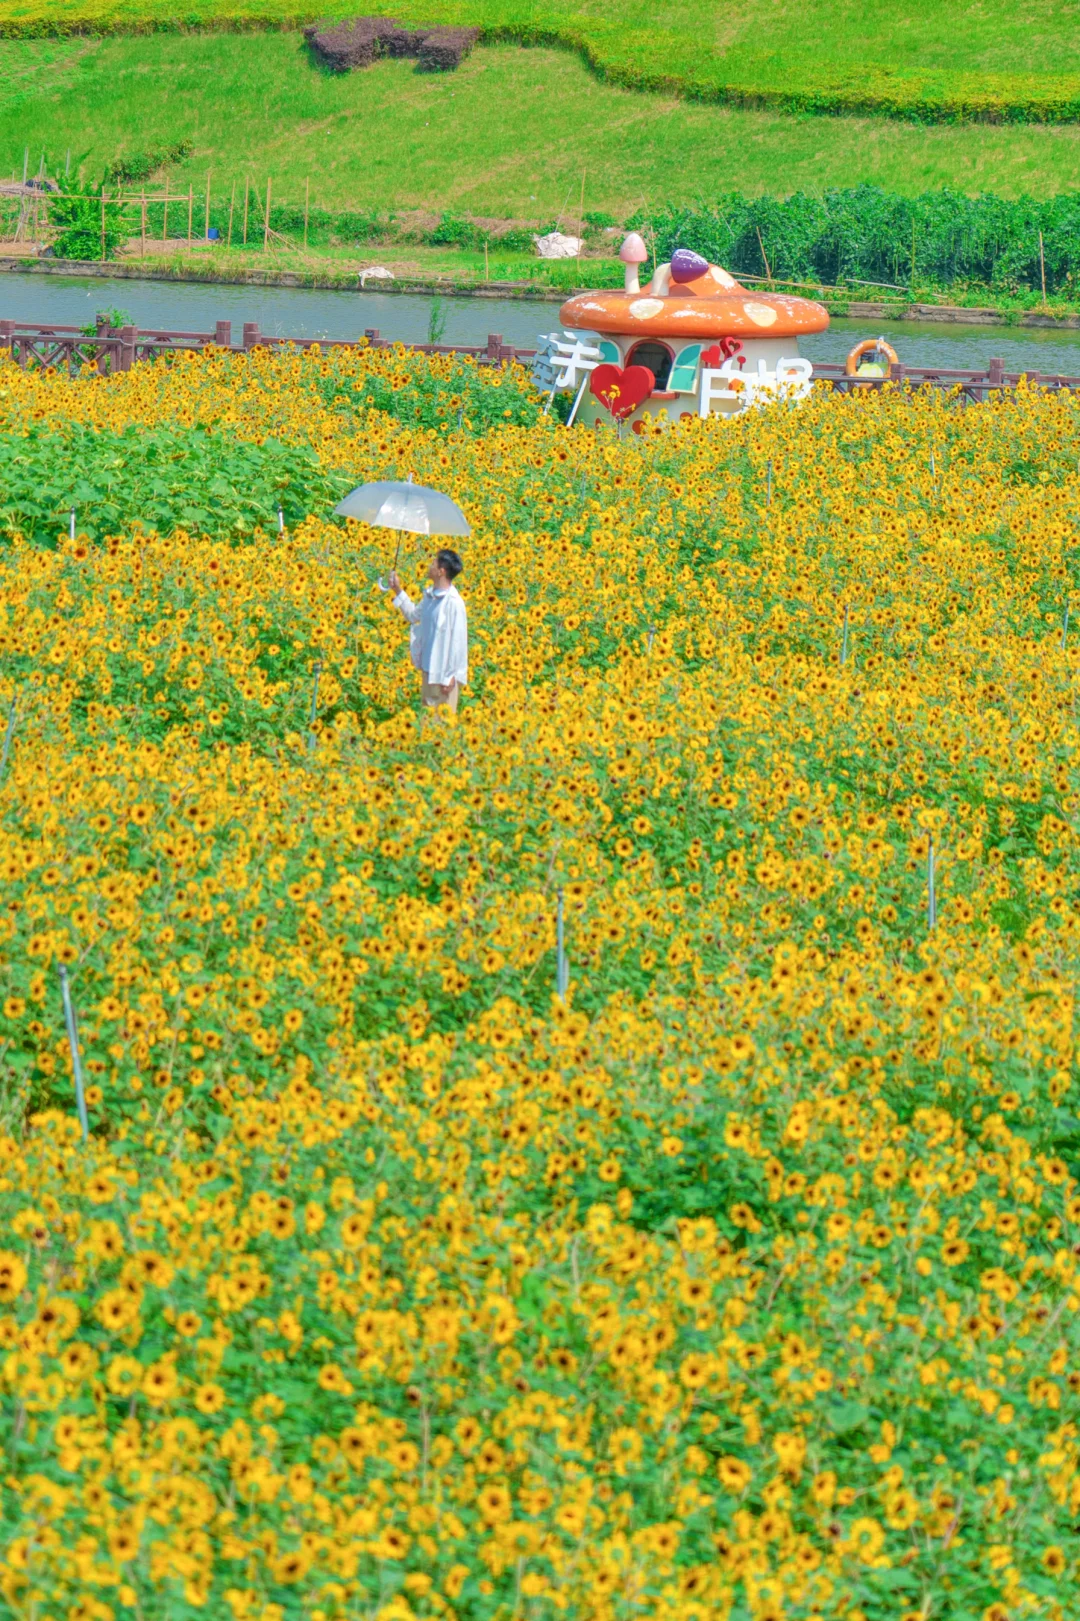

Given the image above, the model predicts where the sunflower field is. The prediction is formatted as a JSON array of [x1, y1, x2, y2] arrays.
[[0, 340, 1078, 1621]]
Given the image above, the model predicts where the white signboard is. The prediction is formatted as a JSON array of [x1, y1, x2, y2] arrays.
[[699, 356, 814, 416], [531, 332, 604, 392]]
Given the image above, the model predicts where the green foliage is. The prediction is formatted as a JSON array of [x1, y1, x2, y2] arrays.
[[0, 420, 350, 545], [635, 185, 1080, 294], [103, 136, 191, 184], [428, 209, 477, 248], [314, 348, 549, 433], [49, 175, 126, 260], [79, 305, 132, 336]]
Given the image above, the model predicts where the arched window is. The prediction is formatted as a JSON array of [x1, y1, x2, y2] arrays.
[[626, 340, 672, 390]]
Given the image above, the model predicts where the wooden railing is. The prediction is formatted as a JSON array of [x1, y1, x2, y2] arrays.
[[809, 358, 1080, 400], [0, 319, 529, 374], [2, 319, 1079, 401]]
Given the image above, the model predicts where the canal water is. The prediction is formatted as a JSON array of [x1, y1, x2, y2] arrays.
[[3, 269, 1080, 373]]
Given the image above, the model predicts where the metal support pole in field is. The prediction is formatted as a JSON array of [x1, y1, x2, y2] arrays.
[[566, 371, 590, 427], [58, 965, 89, 1142], [556, 889, 569, 1000], [0, 694, 16, 786], [307, 659, 322, 752], [69, 506, 75, 540]]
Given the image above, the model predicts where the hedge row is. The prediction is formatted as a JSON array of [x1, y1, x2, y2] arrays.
[[633, 186, 1080, 295], [1, 6, 1080, 125]]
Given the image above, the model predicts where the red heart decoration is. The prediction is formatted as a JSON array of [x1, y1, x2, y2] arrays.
[[589, 363, 655, 420], [703, 338, 744, 367]]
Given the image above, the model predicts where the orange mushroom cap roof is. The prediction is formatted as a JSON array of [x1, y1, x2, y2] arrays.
[[559, 264, 829, 341]]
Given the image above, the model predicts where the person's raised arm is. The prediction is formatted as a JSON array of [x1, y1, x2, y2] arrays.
[[389, 572, 423, 623]]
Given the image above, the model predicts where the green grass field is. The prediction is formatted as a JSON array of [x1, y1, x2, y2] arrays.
[[2, 0, 1080, 123], [4, 36, 1080, 222]]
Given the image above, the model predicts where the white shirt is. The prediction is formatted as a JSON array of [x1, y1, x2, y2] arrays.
[[393, 583, 468, 688]]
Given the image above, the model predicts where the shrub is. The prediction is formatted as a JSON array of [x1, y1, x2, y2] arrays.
[[103, 139, 193, 186], [49, 178, 127, 260]]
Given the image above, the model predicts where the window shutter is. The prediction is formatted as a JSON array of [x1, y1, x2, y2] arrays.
[[668, 344, 702, 392]]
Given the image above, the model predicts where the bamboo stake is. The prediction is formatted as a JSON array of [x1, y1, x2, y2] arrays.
[[263, 176, 271, 254], [227, 179, 236, 249], [187, 183, 193, 249], [100, 185, 105, 261], [140, 190, 146, 256], [204, 171, 210, 240], [756, 224, 772, 285], [1039, 229, 1047, 308], [243, 178, 249, 247], [578, 165, 586, 237], [910, 218, 916, 286], [163, 174, 169, 243], [484, 238, 488, 281], [304, 176, 309, 250]]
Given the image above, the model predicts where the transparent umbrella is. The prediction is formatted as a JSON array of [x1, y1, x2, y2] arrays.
[[335, 478, 470, 536], [334, 477, 471, 591]]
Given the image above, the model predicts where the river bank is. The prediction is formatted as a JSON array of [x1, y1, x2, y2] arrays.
[[8, 269, 1080, 373], [6, 255, 1080, 330]]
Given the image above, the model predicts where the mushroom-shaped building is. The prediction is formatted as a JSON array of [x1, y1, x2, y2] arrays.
[[559, 244, 829, 428]]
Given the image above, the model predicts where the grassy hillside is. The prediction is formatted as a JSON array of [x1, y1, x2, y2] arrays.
[[2, 0, 1080, 121], [4, 38, 1080, 221]]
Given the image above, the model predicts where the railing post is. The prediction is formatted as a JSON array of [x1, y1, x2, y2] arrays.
[[242, 321, 260, 351], [0, 319, 13, 353], [988, 357, 1004, 394], [119, 324, 137, 372], [485, 332, 502, 363], [363, 327, 381, 346], [215, 320, 232, 348]]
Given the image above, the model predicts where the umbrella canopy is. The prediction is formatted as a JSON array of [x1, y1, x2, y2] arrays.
[[334, 480, 470, 537]]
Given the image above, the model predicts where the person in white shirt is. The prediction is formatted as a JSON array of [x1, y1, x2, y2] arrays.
[[389, 549, 468, 713]]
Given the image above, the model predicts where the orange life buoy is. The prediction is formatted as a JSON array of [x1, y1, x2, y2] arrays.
[[845, 336, 900, 378]]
